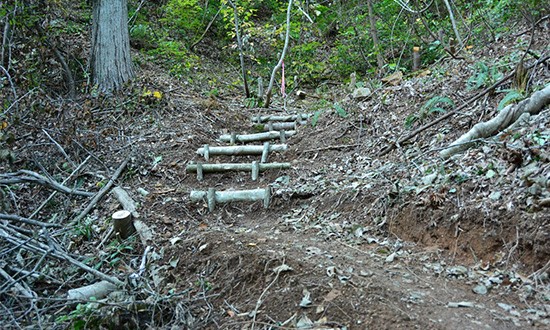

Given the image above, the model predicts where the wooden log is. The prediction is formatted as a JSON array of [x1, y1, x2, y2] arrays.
[[111, 187, 139, 218], [251, 161, 259, 181], [112, 210, 136, 239], [190, 187, 271, 211], [67, 280, 117, 300], [261, 142, 270, 163], [110, 187, 153, 247], [279, 130, 286, 143], [218, 131, 296, 143], [255, 121, 297, 131], [197, 144, 288, 157], [412, 46, 421, 71], [186, 162, 290, 173], [251, 114, 310, 123]]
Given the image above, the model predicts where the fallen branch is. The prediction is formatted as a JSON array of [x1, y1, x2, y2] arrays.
[[111, 186, 153, 246], [0, 170, 94, 197], [378, 55, 550, 156], [67, 280, 117, 300], [111, 187, 139, 218], [30, 155, 91, 218], [0, 225, 124, 286], [71, 157, 130, 225], [0, 213, 61, 227], [251, 263, 291, 330], [190, 6, 222, 50], [440, 85, 550, 158], [42, 129, 76, 168], [0, 267, 36, 299]]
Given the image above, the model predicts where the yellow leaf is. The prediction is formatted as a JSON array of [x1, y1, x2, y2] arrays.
[[153, 91, 162, 99], [0, 121, 7, 130]]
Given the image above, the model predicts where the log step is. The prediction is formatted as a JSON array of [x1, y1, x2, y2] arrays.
[[186, 161, 290, 181], [251, 114, 310, 123], [190, 187, 270, 212], [197, 142, 287, 162], [219, 130, 296, 144]]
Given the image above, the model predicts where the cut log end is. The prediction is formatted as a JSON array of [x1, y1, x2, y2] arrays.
[[112, 210, 136, 239]]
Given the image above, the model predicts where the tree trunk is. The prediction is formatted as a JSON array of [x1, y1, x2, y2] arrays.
[[264, 0, 293, 108], [91, 0, 134, 92], [366, 0, 384, 71], [442, 0, 464, 52], [227, 0, 250, 98]]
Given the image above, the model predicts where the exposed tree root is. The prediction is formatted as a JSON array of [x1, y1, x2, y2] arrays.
[[440, 85, 550, 159]]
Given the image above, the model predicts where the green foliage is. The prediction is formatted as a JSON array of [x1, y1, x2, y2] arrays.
[[291, 41, 328, 82], [311, 109, 324, 127], [497, 89, 524, 110], [105, 240, 134, 267], [73, 218, 94, 241], [244, 97, 259, 108], [130, 23, 150, 42], [421, 96, 454, 114], [220, 0, 257, 38], [146, 41, 200, 77], [405, 96, 454, 129], [55, 299, 100, 330], [162, 0, 204, 40], [531, 130, 549, 146], [333, 102, 348, 118], [467, 62, 503, 90]]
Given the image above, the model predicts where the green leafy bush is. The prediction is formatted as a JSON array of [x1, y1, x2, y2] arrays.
[[467, 61, 503, 90], [497, 89, 524, 110], [405, 96, 454, 129]]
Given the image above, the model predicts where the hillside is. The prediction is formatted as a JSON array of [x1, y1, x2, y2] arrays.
[[0, 1, 549, 329]]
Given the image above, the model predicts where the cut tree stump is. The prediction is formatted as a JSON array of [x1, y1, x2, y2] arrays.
[[186, 162, 290, 181], [190, 187, 271, 212], [219, 131, 296, 143], [112, 210, 136, 239], [197, 143, 287, 161]]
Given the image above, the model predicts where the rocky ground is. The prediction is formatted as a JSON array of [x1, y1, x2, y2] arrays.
[[1, 24, 549, 330]]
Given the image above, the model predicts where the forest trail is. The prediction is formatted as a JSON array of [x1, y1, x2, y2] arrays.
[[1, 4, 549, 327], [139, 86, 549, 328]]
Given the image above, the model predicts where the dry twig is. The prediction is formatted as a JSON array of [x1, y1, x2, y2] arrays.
[[0, 170, 94, 197], [71, 157, 130, 225]]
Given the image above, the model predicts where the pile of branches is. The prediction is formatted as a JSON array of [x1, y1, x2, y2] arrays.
[[0, 148, 194, 328]]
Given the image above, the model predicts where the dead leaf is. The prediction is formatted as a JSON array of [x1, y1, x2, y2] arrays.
[[299, 288, 312, 307], [169, 237, 182, 245], [324, 288, 341, 302], [416, 69, 431, 77], [381, 71, 403, 85], [169, 256, 179, 268]]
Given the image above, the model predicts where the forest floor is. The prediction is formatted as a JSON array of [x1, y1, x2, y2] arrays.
[[1, 25, 549, 330]]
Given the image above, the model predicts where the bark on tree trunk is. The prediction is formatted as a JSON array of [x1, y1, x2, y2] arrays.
[[91, 0, 134, 92], [367, 0, 384, 71]]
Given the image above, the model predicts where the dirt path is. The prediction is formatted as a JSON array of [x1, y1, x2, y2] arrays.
[[137, 95, 549, 328]]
